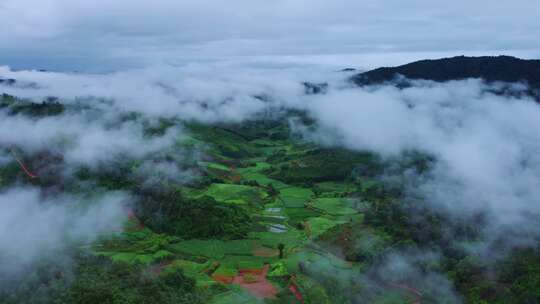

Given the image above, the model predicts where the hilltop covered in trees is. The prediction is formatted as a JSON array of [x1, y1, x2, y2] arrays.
[[352, 56, 540, 99]]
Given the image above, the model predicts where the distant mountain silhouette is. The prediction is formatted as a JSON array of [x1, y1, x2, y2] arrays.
[[351, 56, 540, 99]]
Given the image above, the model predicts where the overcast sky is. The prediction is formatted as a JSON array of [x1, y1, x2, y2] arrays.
[[1, 0, 539, 71]]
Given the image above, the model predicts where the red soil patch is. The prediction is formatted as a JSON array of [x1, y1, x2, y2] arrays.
[[219, 265, 278, 299], [212, 274, 235, 284], [124, 209, 144, 230], [148, 261, 172, 275], [289, 283, 304, 304], [253, 247, 278, 257], [238, 268, 265, 275], [127, 209, 137, 220], [229, 174, 242, 183], [225, 162, 242, 182]]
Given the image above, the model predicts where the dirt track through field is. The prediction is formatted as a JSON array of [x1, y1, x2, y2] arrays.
[[11, 151, 38, 178]]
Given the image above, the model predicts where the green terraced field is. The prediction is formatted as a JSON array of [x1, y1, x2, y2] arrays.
[[198, 161, 232, 172], [306, 217, 339, 238], [203, 183, 268, 205], [279, 187, 313, 208], [310, 197, 359, 215], [169, 239, 258, 259]]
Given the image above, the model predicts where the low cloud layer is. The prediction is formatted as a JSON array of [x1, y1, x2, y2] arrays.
[[0, 112, 184, 165], [300, 79, 540, 250], [300, 247, 461, 303], [0, 187, 128, 277], [0, 63, 314, 119]]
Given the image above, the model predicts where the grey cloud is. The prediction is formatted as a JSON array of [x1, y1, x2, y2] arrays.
[[135, 159, 198, 190], [0, 63, 314, 119], [0, 0, 539, 71], [299, 247, 461, 303], [0, 187, 128, 277], [0, 111, 184, 166], [297, 79, 540, 252]]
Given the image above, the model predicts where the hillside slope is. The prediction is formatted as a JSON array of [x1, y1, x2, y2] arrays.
[[352, 56, 540, 96]]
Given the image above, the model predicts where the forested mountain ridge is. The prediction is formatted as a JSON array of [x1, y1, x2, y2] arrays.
[[352, 56, 540, 99]]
